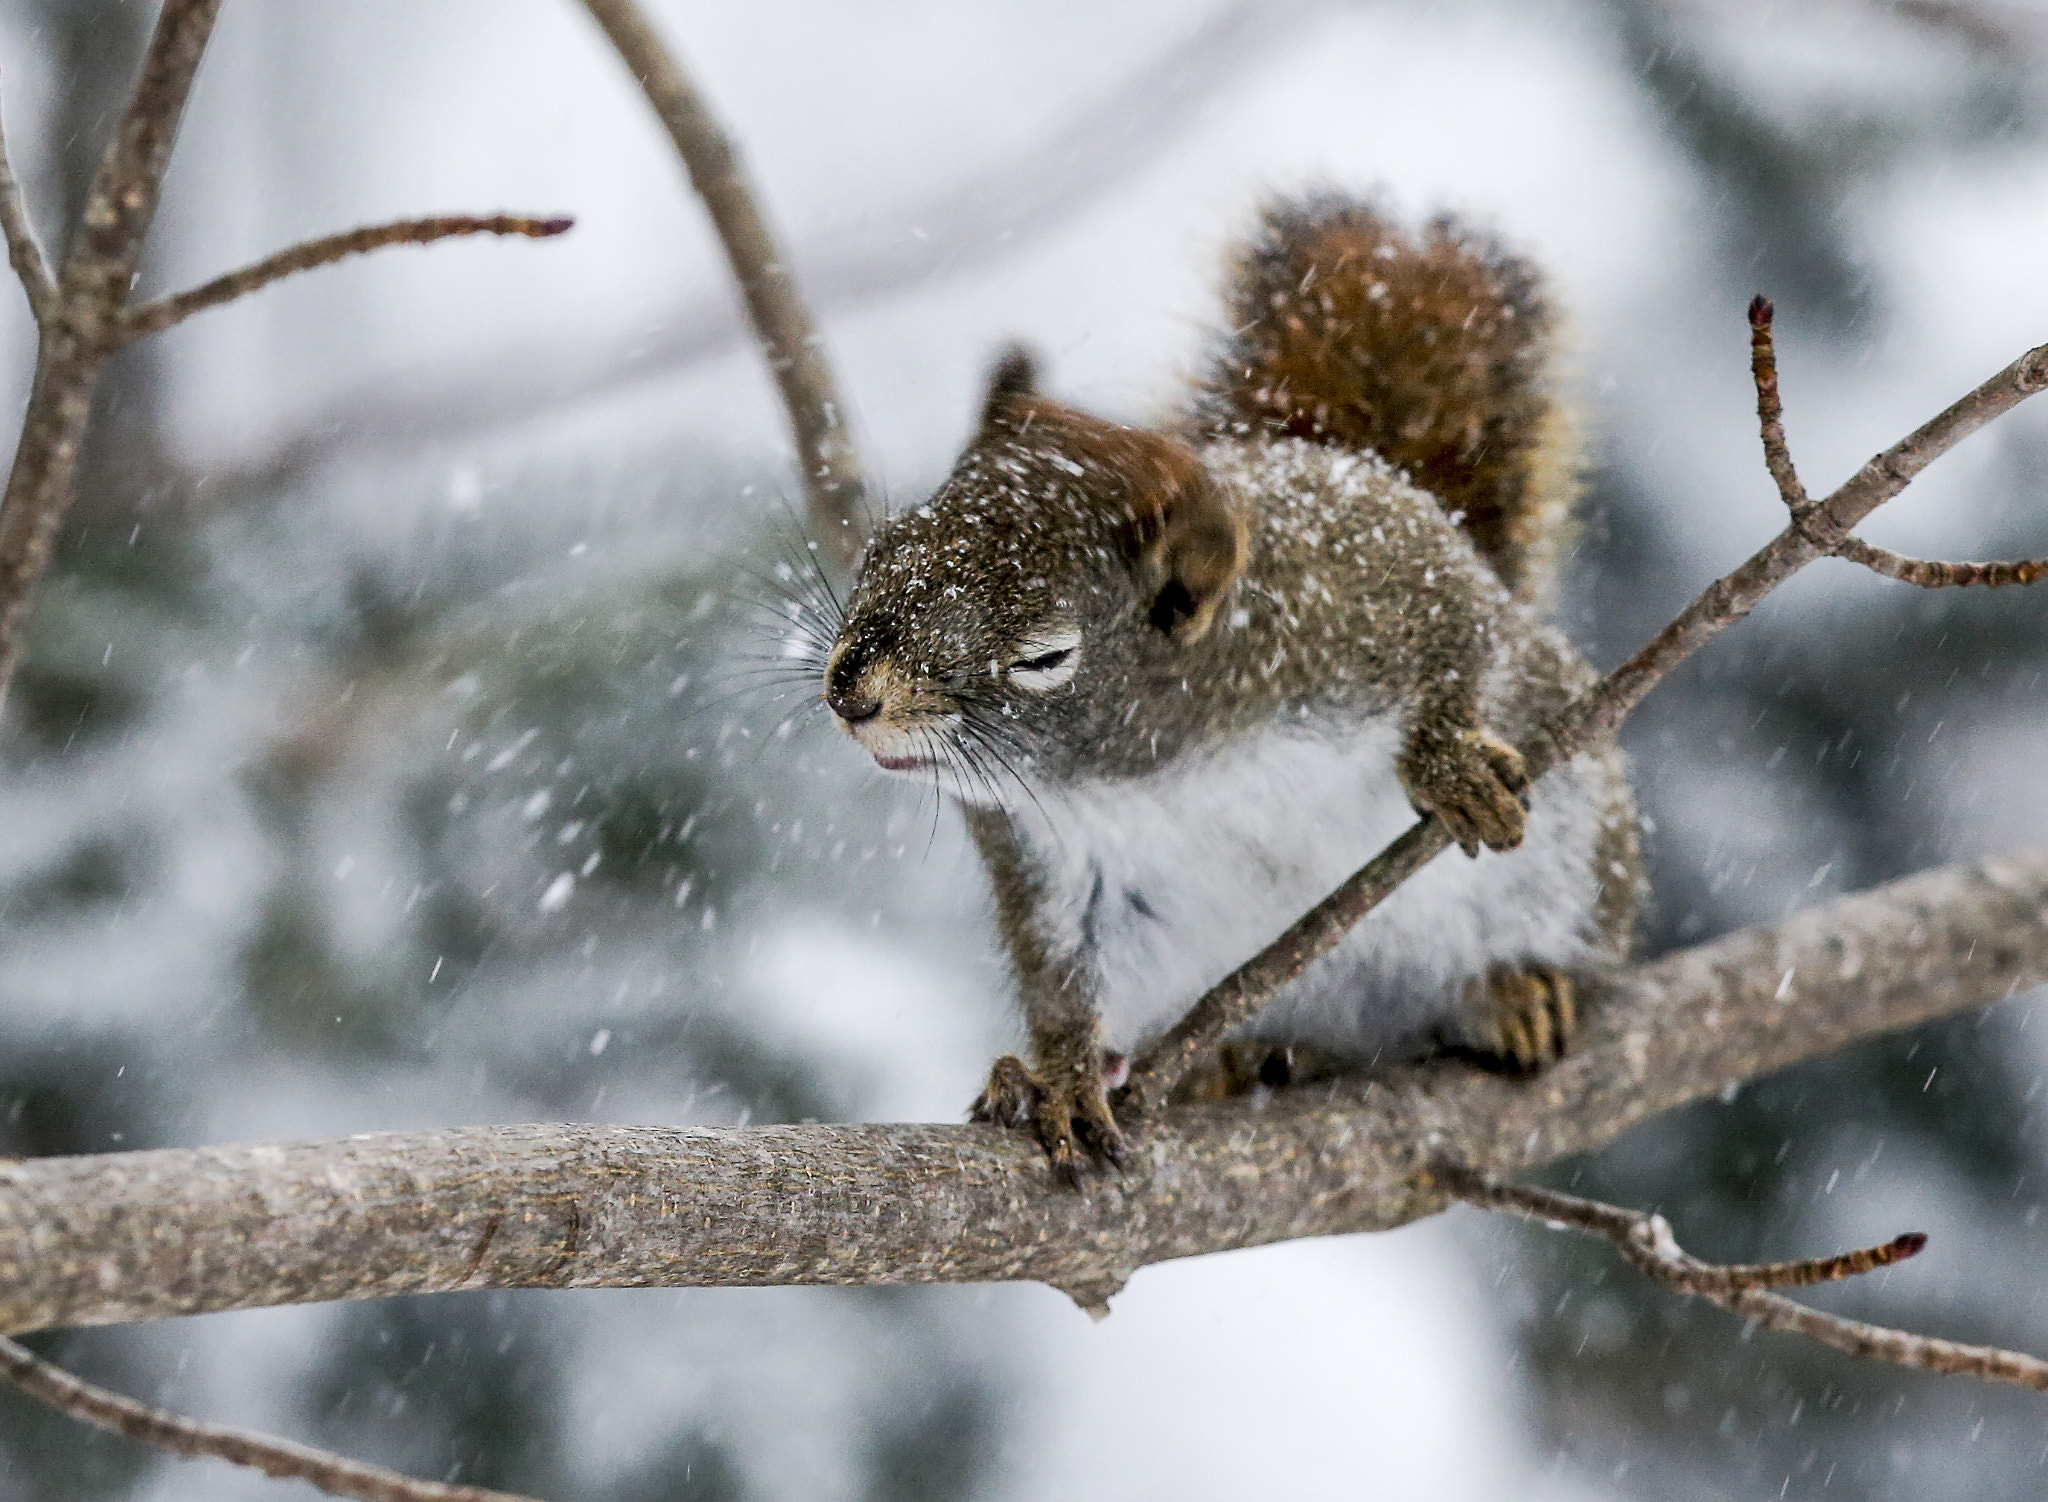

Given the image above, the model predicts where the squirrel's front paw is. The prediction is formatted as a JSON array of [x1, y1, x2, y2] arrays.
[[1399, 725, 1528, 855], [970, 1051, 1129, 1185]]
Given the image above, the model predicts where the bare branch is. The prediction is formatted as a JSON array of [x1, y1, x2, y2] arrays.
[[1747, 294, 1807, 509], [1436, 1166, 1926, 1295], [3, 849, 2045, 1334], [1120, 327, 2048, 1109], [578, 0, 866, 567], [0, 4, 574, 714], [1833, 535, 2048, 587], [0, 1335, 545, 1502], [111, 214, 575, 350], [1438, 1165, 2048, 1394], [191, 0, 1312, 506], [0, 0, 222, 709], [1732, 296, 2031, 595], [0, 72, 52, 323], [1719, 1279, 2048, 1390]]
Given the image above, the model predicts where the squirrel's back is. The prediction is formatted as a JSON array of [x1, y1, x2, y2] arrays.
[[1189, 194, 1578, 608]]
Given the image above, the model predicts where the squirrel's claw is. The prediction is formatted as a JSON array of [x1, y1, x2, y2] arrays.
[[1458, 965, 1578, 1074], [1400, 725, 1528, 855], [970, 1051, 1129, 1185], [970, 1053, 1042, 1129]]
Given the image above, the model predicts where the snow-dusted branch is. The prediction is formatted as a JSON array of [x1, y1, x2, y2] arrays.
[[1119, 319, 2048, 1110], [4, 849, 2046, 1336], [1438, 1165, 2048, 1393], [578, 0, 867, 567], [11, 850, 2045, 1498]]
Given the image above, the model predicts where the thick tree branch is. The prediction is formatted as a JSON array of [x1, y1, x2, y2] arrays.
[[2, 849, 2045, 1334], [0, 1335, 540, 1502], [112, 214, 575, 349], [0, 72, 52, 322], [578, 0, 867, 568], [1439, 1167, 2048, 1393], [1120, 331, 2048, 1109]]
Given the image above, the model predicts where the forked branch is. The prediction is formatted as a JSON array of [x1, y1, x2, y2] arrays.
[[0, 3, 571, 709], [0, 73, 51, 321], [1438, 1164, 2048, 1393], [1746, 297, 2048, 590]]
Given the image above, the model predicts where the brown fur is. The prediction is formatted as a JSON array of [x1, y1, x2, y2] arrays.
[[1191, 196, 1577, 606], [824, 198, 1638, 1176], [984, 351, 1246, 641]]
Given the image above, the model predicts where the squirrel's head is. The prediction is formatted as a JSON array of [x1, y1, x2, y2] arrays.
[[823, 347, 1246, 800]]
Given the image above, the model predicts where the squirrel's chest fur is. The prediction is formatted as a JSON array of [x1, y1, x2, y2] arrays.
[[1010, 717, 1613, 1057]]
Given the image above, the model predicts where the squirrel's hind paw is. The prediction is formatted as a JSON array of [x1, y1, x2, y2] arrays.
[[970, 1052, 1129, 1185], [1456, 965, 1577, 1074], [1400, 726, 1528, 855]]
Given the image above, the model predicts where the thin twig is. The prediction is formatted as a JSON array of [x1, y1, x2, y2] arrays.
[[0, 71, 52, 322], [578, 0, 866, 569], [1120, 325, 2048, 1110], [1833, 535, 2048, 587], [1439, 1165, 1925, 1293], [1748, 295, 1807, 509], [0, 1335, 544, 1502], [1437, 1164, 2048, 1394], [112, 214, 574, 349]]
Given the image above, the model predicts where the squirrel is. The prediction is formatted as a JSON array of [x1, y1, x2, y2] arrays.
[[818, 193, 1640, 1179]]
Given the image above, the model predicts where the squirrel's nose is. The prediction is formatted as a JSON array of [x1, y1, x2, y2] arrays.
[[826, 686, 882, 724]]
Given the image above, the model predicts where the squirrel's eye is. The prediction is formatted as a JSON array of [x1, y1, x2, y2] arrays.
[[1005, 628, 1081, 690], [1011, 648, 1070, 673]]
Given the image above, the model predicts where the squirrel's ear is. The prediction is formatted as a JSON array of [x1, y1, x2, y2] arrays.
[[1123, 438, 1246, 643], [977, 343, 1041, 432]]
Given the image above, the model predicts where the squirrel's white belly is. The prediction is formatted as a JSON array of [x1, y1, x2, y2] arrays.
[[1014, 716, 1611, 1058]]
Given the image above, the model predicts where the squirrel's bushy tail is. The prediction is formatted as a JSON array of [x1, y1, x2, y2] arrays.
[[1190, 194, 1578, 608]]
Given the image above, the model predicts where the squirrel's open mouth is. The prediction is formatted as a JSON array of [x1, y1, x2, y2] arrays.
[[872, 752, 930, 773]]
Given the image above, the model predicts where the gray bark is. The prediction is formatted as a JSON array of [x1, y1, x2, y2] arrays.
[[3, 850, 2045, 1333]]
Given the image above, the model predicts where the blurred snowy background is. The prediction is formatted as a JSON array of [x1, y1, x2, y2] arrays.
[[3, 0, 2048, 1497]]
